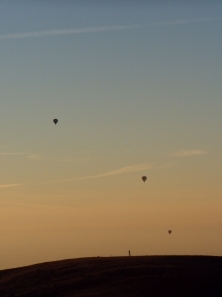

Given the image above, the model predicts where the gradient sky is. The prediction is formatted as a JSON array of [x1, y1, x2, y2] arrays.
[[1, 1, 222, 269]]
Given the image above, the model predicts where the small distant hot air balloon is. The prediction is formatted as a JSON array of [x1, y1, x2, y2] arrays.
[[53, 119, 58, 125], [142, 176, 147, 182], [168, 230, 172, 234]]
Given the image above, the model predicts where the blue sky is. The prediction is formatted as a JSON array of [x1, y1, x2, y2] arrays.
[[1, 1, 222, 269]]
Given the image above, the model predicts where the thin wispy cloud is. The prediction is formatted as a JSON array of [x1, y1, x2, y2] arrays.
[[25, 162, 174, 187], [0, 18, 217, 41], [0, 152, 39, 158], [56, 156, 93, 163], [0, 183, 21, 189], [77, 162, 173, 180], [0, 152, 29, 155], [27, 162, 155, 186], [77, 163, 173, 180], [171, 150, 207, 157], [0, 24, 140, 40], [28, 154, 41, 160], [77, 162, 154, 180], [149, 17, 218, 27]]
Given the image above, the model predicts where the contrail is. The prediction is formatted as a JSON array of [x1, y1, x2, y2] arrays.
[[0, 152, 32, 155], [171, 150, 207, 157], [0, 152, 39, 159], [77, 162, 154, 180], [149, 17, 218, 27], [0, 18, 217, 41], [0, 183, 21, 189], [26, 162, 154, 186], [23, 162, 174, 187], [0, 24, 140, 40], [78, 162, 174, 180]]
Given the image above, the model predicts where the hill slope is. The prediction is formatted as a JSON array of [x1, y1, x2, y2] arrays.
[[1, 256, 222, 297]]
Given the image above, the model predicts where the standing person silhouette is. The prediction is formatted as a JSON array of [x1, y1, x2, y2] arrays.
[[128, 250, 131, 256]]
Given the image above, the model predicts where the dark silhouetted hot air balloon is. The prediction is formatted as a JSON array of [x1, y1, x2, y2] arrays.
[[168, 230, 172, 234], [142, 176, 147, 182], [53, 119, 58, 125]]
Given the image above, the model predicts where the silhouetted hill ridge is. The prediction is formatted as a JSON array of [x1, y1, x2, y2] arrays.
[[1, 256, 222, 296]]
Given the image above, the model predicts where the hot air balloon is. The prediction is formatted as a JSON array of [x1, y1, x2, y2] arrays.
[[142, 176, 147, 182], [53, 119, 58, 125], [168, 230, 172, 234]]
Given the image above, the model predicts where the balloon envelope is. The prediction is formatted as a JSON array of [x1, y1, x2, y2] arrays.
[[142, 176, 147, 182], [168, 230, 172, 234], [53, 119, 58, 125]]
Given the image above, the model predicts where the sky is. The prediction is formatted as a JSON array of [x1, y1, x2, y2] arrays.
[[1, 0, 222, 269]]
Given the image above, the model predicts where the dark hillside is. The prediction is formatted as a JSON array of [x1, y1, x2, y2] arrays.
[[1, 256, 222, 297]]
